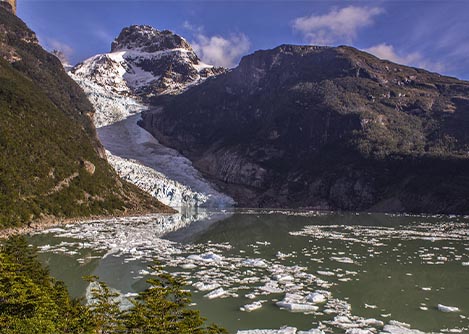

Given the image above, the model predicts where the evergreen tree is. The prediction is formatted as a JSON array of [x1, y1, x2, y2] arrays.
[[0, 237, 227, 334], [124, 266, 227, 334], [84, 275, 125, 334], [0, 237, 94, 334]]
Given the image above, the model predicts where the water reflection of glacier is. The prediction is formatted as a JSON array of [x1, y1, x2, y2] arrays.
[[35, 209, 232, 259], [31, 212, 469, 334]]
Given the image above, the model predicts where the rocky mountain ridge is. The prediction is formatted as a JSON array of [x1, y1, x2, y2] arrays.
[[141, 44, 469, 214]]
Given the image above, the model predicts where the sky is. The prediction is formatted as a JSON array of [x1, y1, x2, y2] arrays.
[[16, 0, 469, 80]]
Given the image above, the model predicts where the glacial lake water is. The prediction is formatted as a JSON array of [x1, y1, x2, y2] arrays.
[[28, 210, 469, 334]]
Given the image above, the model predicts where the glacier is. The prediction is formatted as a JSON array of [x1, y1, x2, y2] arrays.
[[98, 113, 234, 208]]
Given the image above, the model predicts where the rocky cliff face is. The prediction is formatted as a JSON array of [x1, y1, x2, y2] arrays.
[[0, 0, 15, 14], [141, 44, 469, 214]]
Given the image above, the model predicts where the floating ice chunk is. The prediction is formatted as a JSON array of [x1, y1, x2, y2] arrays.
[[330, 257, 354, 264], [364, 303, 377, 309], [194, 282, 221, 291], [39, 244, 52, 251], [361, 318, 383, 327], [462, 262, 469, 266], [243, 258, 268, 268], [421, 287, 431, 291], [275, 301, 319, 312], [188, 252, 223, 262], [306, 292, 327, 304], [438, 304, 460, 312], [419, 306, 428, 311], [276, 293, 319, 313], [345, 329, 374, 334], [334, 315, 352, 324], [381, 320, 425, 334], [317, 271, 335, 276], [276, 251, 291, 259], [204, 288, 227, 299], [274, 274, 294, 282], [123, 292, 138, 298], [240, 301, 263, 312], [297, 329, 325, 334], [237, 327, 297, 334], [181, 263, 197, 269], [259, 282, 283, 294]]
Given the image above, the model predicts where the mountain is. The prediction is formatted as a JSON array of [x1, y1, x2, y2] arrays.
[[0, 8, 171, 228], [70, 25, 224, 128], [140, 44, 469, 214], [69, 24, 233, 209]]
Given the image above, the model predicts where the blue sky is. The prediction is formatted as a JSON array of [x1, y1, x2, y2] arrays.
[[17, 1, 469, 79]]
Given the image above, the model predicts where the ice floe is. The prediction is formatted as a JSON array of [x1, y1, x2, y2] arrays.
[[30, 211, 469, 334], [438, 304, 460, 313], [380, 320, 425, 334], [240, 301, 263, 312]]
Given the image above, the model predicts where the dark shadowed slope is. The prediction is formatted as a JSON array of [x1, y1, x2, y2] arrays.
[[142, 44, 469, 214]]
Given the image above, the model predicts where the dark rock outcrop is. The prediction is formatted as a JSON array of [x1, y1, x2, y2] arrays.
[[0, 0, 15, 14], [141, 44, 469, 214], [111, 25, 191, 53]]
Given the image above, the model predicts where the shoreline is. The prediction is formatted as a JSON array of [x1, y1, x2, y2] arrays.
[[0, 208, 177, 240]]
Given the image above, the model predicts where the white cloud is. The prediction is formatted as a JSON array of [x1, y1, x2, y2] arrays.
[[182, 21, 203, 34], [183, 21, 250, 68], [192, 33, 250, 68], [293, 6, 384, 45], [364, 43, 446, 73], [42, 38, 73, 66]]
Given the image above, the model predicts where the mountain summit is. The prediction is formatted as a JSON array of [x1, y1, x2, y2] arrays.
[[111, 25, 192, 52], [70, 24, 224, 127]]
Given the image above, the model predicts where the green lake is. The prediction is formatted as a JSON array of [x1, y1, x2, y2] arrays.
[[28, 210, 469, 334]]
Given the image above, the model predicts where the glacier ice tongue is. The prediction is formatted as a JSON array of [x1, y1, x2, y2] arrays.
[[98, 114, 234, 208]]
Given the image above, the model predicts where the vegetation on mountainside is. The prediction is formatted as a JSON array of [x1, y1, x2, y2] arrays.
[[0, 7, 171, 228], [0, 59, 169, 227], [0, 236, 227, 334], [0, 7, 97, 140]]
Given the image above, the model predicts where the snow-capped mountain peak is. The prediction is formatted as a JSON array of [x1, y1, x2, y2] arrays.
[[111, 25, 192, 53], [70, 25, 225, 126], [68, 24, 233, 209]]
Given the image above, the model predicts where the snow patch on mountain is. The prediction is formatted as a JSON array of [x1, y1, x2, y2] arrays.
[[70, 26, 224, 116], [70, 49, 220, 127]]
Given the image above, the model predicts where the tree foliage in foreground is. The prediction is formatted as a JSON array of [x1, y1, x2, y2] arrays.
[[0, 236, 227, 334]]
